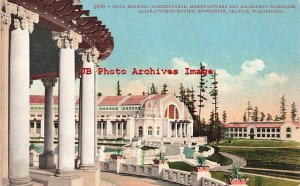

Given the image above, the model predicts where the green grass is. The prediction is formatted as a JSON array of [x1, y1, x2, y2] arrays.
[[168, 161, 194, 172], [207, 153, 233, 166], [220, 147, 300, 171], [211, 171, 300, 186], [241, 168, 300, 180], [141, 146, 158, 151], [97, 143, 124, 146], [198, 146, 210, 152], [219, 139, 300, 147]]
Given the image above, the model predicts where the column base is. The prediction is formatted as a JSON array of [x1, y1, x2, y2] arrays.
[[9, 176, 33, 186], [77, 166, 99, 186], [39, 151, 56, 169], [48, 171, 82, 186], [2, 177, 9, 186]]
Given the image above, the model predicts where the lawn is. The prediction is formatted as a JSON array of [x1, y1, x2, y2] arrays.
[[168, 161, 194, 172], [211, 171, 300, 186], [218, 139, 300, 147], [220, 147, 300, 171], [241, 168, 300, 180], [207, 152, 233, 166]]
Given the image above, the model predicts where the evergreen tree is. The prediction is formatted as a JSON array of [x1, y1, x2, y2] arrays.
[[209, 70, 219, 122], [251, 106, 259, 121], [187, 87, 197, 121], [178, 83, 185, 102], [260, 112, 265, 121], [197, 62, 207, 121], [116, 81, 122, 96], [291, 102, 297, 123], [280, 95, 287, 121], [150, 83, 157, 94], [274, 115, 280, 121], [161, 84, 168, 94], [243, 112, 247, 122], [246, 101, 252, 122], [222, 111, 227, 123], [266, 114, 272, 121]]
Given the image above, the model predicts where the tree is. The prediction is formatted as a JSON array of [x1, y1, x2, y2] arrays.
[[260, 112, 265, 121], [150, 83, 157, 94], [246, 101, 252, 122], [187, 87, 197, 121], [243, 112, 247, 122], [161, 84, 168, 94], [97, 92, 102, 96], [209, 70, 219, 123], [222, 111, 227, 123], [178, 83, 185, 102], [197, 62, 208, 121], [280, 95, 287, 121], [274, 115, 280, 121], [291, 102, 297, 123], [266, 114, 272, 121], [251, 106, 259, 121], [116, 81, 122, 96]]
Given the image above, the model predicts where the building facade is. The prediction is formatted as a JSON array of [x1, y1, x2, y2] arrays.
[[29, 94, 194, 140], [224, 122, 300, 142]]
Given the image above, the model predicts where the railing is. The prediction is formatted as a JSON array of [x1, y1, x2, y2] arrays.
[[201, 177, 228, 186], [162, 169, 191, 186], [119, 163, 152, 177]]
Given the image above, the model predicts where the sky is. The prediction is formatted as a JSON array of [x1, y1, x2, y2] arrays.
[[31, 0, 300, 122]]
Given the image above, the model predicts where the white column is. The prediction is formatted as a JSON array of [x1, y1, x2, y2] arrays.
[[52, 30, 82, 173], [175, 123, 178, 137], [39, 78, 57, 169], [106, 120, 112, 136], [79, 48, 99, 168], [180, 123, 183, 137], [8, 4, 38, 185], [121, 123, 124, 137], [115, 123, 118, 136]]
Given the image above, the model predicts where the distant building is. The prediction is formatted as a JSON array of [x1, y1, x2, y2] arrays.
[[29, 94, 194, 140], [224, 122, 300, 142]]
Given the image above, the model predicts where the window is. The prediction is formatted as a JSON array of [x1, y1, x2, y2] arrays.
[[97, 123, 101, 129], [277, 134, 280, 138], [30, 122, 34, 128], [277, 128, 280, 132], [257, 134, 261, 137], [286, 127, 291, 132], [54, 123, 59, 128], [257, 129, 261, 132], [30, 114, 35, 117], [243, 134, 247, 137], [230, 128, 233, 132], [267, 129, 270, 132], [36, 123, 41, 128], [262, 134, 265, 137], [272, 129, 275, 132], [239, 128, 242, 132], [230, 134, 233, 138], [157, 127, 160, 135], [286, 134, 291, 138], [239, 133, 242, 137], [244, 128, 247, 132], [250, 128, 254, 133], [148, 126, 153, 135], [272, 134, 275, 138], [139, 126, 143, 136], [262, 128, 265, 132], [235, 128, 238, 132], [267, 134, 270, 137]]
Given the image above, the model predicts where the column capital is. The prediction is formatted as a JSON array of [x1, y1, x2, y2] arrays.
[[52, 30, 82, 50], [41, 78, 57, 87], [79, 47, 99, 64], [6, 2, 39, 33], [1, 11, 11, 30]]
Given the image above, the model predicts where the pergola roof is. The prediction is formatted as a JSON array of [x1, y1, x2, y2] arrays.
[[10, 0, 114, 60]]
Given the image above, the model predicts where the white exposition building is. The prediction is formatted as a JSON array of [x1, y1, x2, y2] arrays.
[[29, 94, 194, 140], [224, 122, 300, 142]]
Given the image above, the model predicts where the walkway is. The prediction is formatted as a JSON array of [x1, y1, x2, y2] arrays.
[[211, 152, 246, 172], [164, 144, 180, 156], [218, 146, 300, 149], [101, 172, 181, 186]]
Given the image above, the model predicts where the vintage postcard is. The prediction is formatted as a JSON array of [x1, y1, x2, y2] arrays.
[[0, 0, 299, 186]]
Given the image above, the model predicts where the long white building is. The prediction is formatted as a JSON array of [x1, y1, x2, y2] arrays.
[[29, 94, 194, 140]]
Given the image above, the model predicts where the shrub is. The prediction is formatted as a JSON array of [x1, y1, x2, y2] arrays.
[[196, 155, 207, 167], [228, 164, 247, 181]]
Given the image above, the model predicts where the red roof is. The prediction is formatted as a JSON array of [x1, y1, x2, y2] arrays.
[[150, 94, 167, 101], [224, 124, 249, 128], [121, 95, 149, 105], [30, 95, 59, 104], [254, 124, 281, 128], [99, 96, 126, 106]]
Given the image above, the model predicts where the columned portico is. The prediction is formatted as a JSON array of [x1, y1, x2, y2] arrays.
[[39, 78, 57, 169], [51, 30, 82, 177], [8, 3, 38, 185]]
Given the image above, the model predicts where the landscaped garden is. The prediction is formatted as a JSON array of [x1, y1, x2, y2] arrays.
[[218, 139, 300, 147], [220, 147, 300, 171]]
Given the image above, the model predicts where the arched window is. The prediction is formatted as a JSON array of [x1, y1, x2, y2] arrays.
[[148, 126, 153, 136], [164, 104, 179, 119], [250, 128, 254, 133], [139, 126, 143, 136], [286, 127, 291, 133], [157, 127, 160, 135]]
